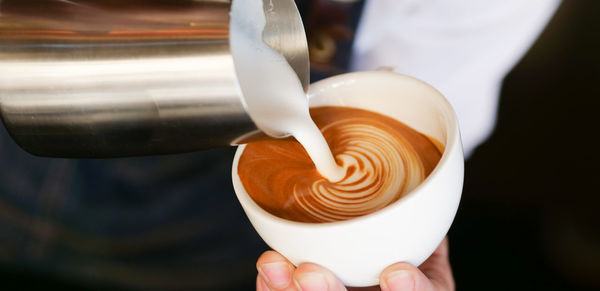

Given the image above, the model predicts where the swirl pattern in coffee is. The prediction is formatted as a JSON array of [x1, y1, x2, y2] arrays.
[[238, 106, 443, 223]]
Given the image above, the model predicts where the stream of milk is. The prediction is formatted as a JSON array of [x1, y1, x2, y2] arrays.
[[230, 0, 345, 182]]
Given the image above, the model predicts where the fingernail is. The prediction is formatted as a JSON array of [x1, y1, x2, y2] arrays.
[[383, 270, 415, 291], [259, 262, 292, 288], [294, 272, 329, 291]]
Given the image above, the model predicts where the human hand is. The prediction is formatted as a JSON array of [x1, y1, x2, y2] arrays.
[[255, 237, 454, 291]]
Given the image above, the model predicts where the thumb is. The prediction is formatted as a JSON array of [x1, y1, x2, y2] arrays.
[[380, 239, 454, 291], [380, 263, 433, 291]]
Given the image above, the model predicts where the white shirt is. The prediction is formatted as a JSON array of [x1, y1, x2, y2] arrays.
[[351, 0, 561, 157]]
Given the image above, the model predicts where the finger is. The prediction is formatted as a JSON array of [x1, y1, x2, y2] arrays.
[[257, 275, 271, 291], [418, 238, 454, 291], [256, 250, 296, 290], [380, 239, 454, 291], [293, 262, 347, 291], [380, 263, 433, 291]]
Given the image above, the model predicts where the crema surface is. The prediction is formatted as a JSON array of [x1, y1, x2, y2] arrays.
[[238, 106, 443, 223]]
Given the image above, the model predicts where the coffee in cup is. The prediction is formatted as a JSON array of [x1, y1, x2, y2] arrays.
[[238, 106, 444, 223]]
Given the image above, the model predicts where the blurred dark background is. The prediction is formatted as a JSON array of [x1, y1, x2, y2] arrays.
[[1, 0, 599, 290]]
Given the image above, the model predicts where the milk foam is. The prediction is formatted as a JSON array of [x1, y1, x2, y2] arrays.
[[230, 0, 344, 182]]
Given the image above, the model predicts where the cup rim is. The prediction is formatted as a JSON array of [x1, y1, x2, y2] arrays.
[[232, 71, 461, 228]]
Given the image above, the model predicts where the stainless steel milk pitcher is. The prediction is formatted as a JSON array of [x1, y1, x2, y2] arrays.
[[0, 0, 309, 157]]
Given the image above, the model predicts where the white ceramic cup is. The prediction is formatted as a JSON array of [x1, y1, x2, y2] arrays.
[[232, 71, 464, 287]]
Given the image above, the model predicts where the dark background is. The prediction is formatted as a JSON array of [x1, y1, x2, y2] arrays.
[[1, 1, 599, 290], [449, 1, 599, 290]]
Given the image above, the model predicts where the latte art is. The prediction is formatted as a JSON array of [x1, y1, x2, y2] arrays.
[[295, 122, 424, 221], [238, 106, 443, 223]]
